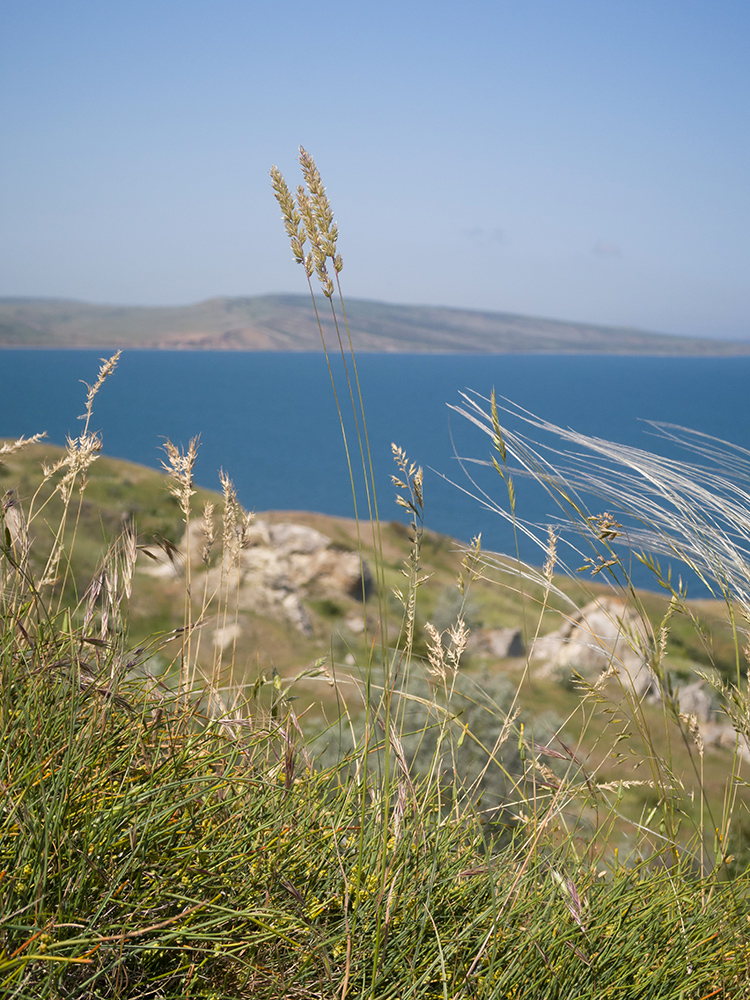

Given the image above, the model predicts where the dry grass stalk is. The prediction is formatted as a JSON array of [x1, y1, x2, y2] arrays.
[[271, 150, 390, 674], [199, 501, 215, 566], [81, 525, 138, 647], [161, 437, 199, 518], [79, 351, 121, 431], [160, 436, 200, 698], [205, 470, 255, 709], [1, 490, 29, 566], [0, 432, 47, 458]]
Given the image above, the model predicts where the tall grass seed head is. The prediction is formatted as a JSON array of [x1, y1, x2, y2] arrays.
[[200, 502, 216, 565], [544, 526, 559, 581], [298, 146, 340, 256], [0, 432, 47, 462], [80, 351, 121, 428], [60, 430, 103, 500], [272, 149, 341, 290], [1, 489, 27, 555], [270, 165, 308, 268], [161, 437, 199, 517]]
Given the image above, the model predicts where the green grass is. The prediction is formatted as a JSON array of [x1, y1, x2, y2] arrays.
[[1, 149, 750, 997], [1, 658, 748, 999]]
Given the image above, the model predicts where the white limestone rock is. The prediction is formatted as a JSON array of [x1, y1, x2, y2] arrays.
[[138, 515, 370, 635], [534, 597, 657, 697]]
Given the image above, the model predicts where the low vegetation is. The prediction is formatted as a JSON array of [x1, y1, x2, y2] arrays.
[[1, 150, 749, 998]]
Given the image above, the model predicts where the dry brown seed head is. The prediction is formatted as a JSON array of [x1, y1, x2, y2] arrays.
[[588, 511, 623, 541], [270, 166, 307, 264], [39, 545, 62, 587], [269, 166, 294, 221], [297, 146, 339, 258], [544, 527, 559, 582], [161, 437, 199, 517], [122, 525, 137, 600], [81, 352, 121, 426], [272, 148, 342, 281], [412, 467, 424, 510], [298, 146, 325, 200], [296, 186, 317, 243], [219, 469, 237, 507], [391, 443, 407, 472], [0, 432, 47, 457], [424, 620, 446, 681], [1, 490, 28, 558], [313, 195, 334, 229], [219, 469, 250, 562], [679, 711, 704, 756], [238, 509, 255, 549], [59, 431, 103, 500], [289, 235, 305, 264], [41, 456, 67, 479], [447, 617, 469, 669], [200, 502, 216, 565]]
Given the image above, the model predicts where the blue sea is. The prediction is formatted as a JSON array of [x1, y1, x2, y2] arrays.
[[2, 350, 750, 593]]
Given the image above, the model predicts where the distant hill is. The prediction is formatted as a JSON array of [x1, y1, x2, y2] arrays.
[[0, 293, 747, 354]]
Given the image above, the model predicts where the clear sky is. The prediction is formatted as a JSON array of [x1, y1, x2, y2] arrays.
[[1, 0, 748, 339]]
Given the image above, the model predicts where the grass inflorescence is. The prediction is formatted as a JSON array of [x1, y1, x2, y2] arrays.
[[0, 149, 748, 997]]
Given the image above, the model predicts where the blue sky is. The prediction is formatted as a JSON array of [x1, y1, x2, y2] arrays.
[[1, 0, 748, 339]]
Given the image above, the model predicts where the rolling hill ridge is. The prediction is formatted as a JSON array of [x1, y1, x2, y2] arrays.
[[1, 294, 748, 354]]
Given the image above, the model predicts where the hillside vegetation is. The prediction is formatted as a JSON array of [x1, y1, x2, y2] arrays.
[[2, 436, 745, 837], [2, 293, 749, 354], [3, 420, 750, 997]]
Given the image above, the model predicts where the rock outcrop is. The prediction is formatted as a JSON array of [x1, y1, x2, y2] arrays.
[[471, 627, 526, 659], [532, 597, 657, 697], [676, 680, 750, 760], [530, 600, 750, 759], [138, 515, 372, 636]]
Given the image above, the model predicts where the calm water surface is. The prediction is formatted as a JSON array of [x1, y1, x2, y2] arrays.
[[3, 351, 750, 591]]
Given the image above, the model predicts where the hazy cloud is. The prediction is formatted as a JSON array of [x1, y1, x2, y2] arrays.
[[592, 240, 622, 259]]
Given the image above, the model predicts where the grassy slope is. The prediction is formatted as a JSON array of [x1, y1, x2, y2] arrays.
[[3, 440, 750, 997], [2, 437, 738, 687], [2, 294, 750, 354], [2, 440, 744, 831]]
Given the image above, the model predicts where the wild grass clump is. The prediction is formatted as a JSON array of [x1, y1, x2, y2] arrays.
[[1, 654, 747, 998], [0, 148, 749, 997]]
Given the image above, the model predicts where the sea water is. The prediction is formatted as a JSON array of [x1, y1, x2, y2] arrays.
[[2, 350, 750, 592]]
